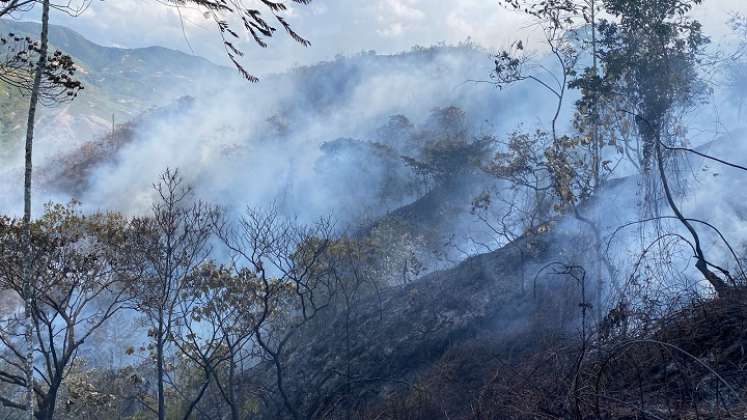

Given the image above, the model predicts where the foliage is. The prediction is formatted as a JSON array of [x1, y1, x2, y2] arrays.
[[0, 202, 132, 419], [401, 107, 495, 185], [0, 32, 83, 105], [573, 0, 709, 169]]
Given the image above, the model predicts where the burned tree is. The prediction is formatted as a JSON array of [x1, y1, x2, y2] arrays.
[[216, 205, 337, 419]]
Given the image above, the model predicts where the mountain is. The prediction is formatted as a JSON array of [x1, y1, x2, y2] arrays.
[[262, 226, 581, 418], [0, 19, 233, 155], [1, 15, 746, 420], [27, 36, 550, 223]]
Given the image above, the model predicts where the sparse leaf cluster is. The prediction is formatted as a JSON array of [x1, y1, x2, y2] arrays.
[[0, 33, 83, 105]]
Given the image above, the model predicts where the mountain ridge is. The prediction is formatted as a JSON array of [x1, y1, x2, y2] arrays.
[[0, 19, 233, 154]]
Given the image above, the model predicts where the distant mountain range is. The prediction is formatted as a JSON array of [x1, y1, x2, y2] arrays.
[[0, 19, 233, 155]]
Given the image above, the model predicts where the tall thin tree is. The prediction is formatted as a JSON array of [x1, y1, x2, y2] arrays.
[[21, 2, 50, 419]]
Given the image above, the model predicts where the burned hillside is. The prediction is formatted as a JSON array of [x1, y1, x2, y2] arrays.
[[1, 1, 747, 419]]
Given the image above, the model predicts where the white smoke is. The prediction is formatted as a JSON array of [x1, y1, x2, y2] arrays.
[[23, 46, 558, 227]]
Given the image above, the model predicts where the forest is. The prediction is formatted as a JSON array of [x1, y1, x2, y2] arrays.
[[1, 0, 747, 419]]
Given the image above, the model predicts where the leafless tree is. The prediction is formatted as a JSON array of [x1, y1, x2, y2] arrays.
[[127, 169, 218, 420], [216, 205, 337, 419]]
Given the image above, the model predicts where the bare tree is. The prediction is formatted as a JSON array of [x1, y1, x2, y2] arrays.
[[128, 169, 217, 420], [216, 205, 337, 419]]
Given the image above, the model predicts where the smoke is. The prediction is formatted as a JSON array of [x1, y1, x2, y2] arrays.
[[0, 34, 744, 302], [13, 45, 556, 227]]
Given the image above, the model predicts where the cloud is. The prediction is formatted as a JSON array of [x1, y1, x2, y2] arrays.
[[376, 0, 425, 37], [28, 2, 747, 78], [382, 0, 425, 21]]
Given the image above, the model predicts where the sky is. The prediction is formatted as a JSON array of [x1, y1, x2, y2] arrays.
[[28, 0, 747, 76]]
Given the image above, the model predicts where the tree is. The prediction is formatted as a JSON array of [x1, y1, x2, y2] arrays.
[[1, 3, 87, 418], [128, 169, 218, 420], [0, 1, 314, 416], [495, 0, 733, 298], [591, 0, 734, 294], [493, 1, 595, 208], [499, 0, 607, 184], [172, 263, 259, 420], [0, 34, 82, 104], [402, 106, 494, 187], [21, 4, 52, 418], [0, 203, 133, 420], [490, 0, 715, 312], [584, 0, 708, 171], [492, 1, 612, 311], [216, 205, 337, 419]]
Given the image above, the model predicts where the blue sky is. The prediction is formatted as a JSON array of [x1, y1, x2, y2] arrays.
[[28, 0, 747, 75]]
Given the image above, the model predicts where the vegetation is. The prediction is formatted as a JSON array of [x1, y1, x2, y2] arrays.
[[0, 0, 746, 419]]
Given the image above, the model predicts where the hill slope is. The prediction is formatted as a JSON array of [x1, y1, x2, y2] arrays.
[[0, 19, 232, 155]]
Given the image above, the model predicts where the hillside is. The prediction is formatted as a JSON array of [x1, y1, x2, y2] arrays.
[[264, 226, 581, 418], [0, 19, 232, 155], [243, 165, 747, 418], [1, 6, 746, 419], [26, 36, 551, 232]]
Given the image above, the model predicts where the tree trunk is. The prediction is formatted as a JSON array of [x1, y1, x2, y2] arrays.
[[181, 373, 210, 420], [590, 0, 599, 190], [35, 379, 60, 420], [655, 133, 729, 295], [228, 354, 239, 420], [157, 320, 166, 420], [272, 351, 297, 420], [22, 2, 51, 419]]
